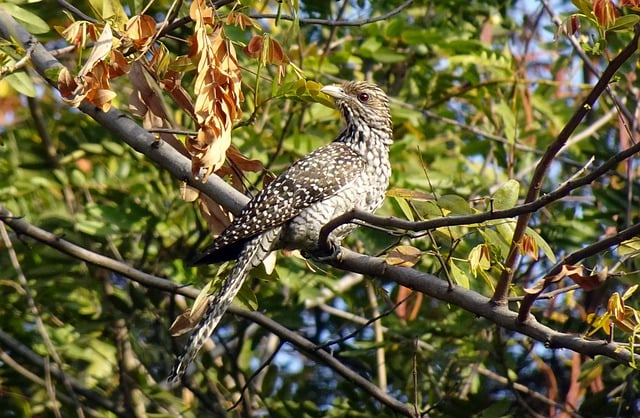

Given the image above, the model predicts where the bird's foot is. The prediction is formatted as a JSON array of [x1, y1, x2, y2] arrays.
[[307, 240, 343, 262]]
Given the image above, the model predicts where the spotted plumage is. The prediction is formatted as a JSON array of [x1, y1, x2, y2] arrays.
[[169, 81, 393, 382]]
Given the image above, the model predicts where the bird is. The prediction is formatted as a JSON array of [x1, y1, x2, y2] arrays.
[[168, 81, 393, 382]]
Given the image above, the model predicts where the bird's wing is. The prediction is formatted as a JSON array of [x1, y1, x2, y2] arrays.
[[190, 142, 365, 265]]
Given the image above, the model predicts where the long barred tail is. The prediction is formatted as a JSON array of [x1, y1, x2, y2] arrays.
[[168, 227, 282, 383]]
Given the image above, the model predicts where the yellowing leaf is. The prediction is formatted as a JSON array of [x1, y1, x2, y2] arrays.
[[622, 284, 639, 301], [386, 245, 422, 267], [449, 260, 470, 289], [386, 188, 434, 201], [468, 244, 491, 277]]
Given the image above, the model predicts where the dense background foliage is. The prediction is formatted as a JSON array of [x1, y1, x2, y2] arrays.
[[1, 0, 640, 416]]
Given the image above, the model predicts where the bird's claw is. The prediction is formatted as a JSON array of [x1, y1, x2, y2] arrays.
[[308, 241, 343, 262]]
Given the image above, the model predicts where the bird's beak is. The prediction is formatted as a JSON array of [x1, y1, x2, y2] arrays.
[[320, 85, 345, 98]]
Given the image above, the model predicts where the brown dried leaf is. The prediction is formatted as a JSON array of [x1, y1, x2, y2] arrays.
[[190, 0, 214, 24], [523, 264, 584, 295], [243, 35, 263, 58], [569, 266, 608, 291], [58, 24, 118, 111], [267, 37, 288, 65], [60, 21, 98, 48], [180, 182, 200, 202], [79, 24, 114, 77], [395, 285, 423, 321], [108, 50, 129, 78], [161, 70, 195, 119], [125, 14, 156, 50], [170, 282, 212, 336], [129, 60, 169, 120], [226, 145, 264, 173], [187, 9, 243, 179], [593, 0, 619, 27], [57, 67, 79, 100], [198, 193, 232, 236], [522, 235, 539, 261]]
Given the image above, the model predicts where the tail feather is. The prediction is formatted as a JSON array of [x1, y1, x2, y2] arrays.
[[168, 227, 282, 382]]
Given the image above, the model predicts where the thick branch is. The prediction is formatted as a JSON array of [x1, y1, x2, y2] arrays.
[[0, 10, 248, 217], [493, 24, 640, 304], [0, 204, 414, 417], [327, 249, 640, 366]]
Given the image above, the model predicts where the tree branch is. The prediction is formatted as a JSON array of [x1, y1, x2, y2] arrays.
[[319, 129, 640, 244], [0, 204, 415, 417], [0, 10, 249, 217], [517, 221, 640, 321], [0, 330, 124, 416], [326, 249, 640, 366], [493, 23, 640, 304]]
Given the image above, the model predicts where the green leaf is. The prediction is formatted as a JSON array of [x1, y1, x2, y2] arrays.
[[495, 101, 517, 144], [608, 14, 640, 32], [0, 3, 50, 34], [572, 0, 593, 17], [3, 71, 36, 97], [449, 259, 470, 289], [437, 194, 474, 215], [492, 179, 520, 210], [392, 196, 415, 222]]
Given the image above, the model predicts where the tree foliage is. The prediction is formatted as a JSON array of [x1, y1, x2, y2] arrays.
[[1, 0, 640, 416]]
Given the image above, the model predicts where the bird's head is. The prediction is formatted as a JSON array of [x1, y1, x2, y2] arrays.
[[321, 81, 392, 135]]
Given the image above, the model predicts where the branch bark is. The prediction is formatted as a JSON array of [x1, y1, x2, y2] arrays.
[[492, 24, 640, 304]]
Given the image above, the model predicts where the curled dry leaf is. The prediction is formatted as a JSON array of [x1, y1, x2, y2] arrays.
[[58, 23, 118, 111], [226, 11, 256, 30], [243, 35, 263, 58], [395, 285, 423, 321], [198, 193, 232, 236], [593, 0, 619, 27], [521, 235, 539, 261], [125, 14, 156, 50], [129, 60, 189, 156], [170, 282, 213, 336], [523, 264, 603, 295]]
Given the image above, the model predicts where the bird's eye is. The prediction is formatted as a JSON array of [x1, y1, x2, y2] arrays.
[[357, 92, 370, 103]]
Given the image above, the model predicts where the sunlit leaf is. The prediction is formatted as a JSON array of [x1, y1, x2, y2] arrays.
[[492, 179, 519, 210]]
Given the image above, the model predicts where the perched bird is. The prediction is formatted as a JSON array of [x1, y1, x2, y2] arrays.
[[168, 81, 393, 382]]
